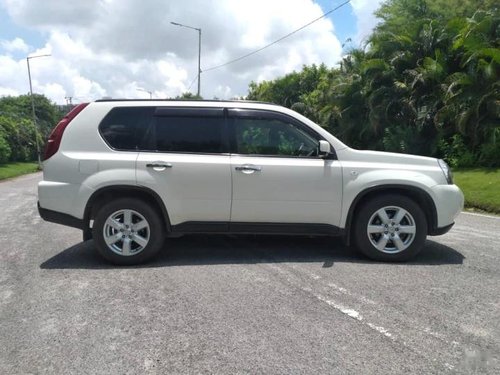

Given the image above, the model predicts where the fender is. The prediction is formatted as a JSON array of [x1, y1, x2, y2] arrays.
[[343, 184, 438, 245], [83, 184, 172, 233]]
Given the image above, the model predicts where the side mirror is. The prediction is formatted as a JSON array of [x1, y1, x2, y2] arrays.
[[318, 140, 331, 157]]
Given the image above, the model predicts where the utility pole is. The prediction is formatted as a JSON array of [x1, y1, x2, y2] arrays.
[[27, 53, 51, 168], [171, 21, 202, 97]]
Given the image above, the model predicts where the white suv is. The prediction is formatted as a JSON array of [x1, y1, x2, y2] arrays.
[[38, 100, 463, 265]]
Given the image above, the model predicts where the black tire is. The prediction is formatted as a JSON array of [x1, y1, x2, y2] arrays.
[[92, 198, 165, 265], [353, 194, 427, 262]]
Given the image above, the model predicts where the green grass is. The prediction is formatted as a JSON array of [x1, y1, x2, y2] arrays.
[[0, 162, 39, 181], [454, 168, 500, 214]]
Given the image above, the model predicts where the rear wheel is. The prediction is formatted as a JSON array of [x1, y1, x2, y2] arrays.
[[93, 198, 164, 265], [353, 194, 427, 261]]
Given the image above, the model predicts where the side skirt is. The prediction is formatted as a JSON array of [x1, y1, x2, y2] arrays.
[[170, 221, 344, 236]]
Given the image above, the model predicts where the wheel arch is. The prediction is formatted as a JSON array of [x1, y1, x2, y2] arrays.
[[83, 185, 171, 236], [344, 184, 438, 245]]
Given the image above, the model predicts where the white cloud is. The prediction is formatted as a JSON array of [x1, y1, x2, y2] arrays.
[[350, 0, 383, 45], [0, 0, 345, 103], [0, 54, 29, 96], [1, 37, 30, 53], [2, 0, 102, 28]]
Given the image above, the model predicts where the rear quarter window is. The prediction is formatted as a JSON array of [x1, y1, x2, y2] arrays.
[[99, 107, 155, 150]]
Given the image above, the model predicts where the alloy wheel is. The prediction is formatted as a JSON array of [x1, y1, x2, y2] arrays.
[[366, 206, 417, 254], [103, 209, 150, 256]]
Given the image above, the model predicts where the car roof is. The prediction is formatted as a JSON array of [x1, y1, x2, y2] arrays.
[[95, 99, 275, 105]]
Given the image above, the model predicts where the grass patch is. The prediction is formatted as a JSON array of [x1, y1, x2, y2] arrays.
[[0, 162, 39, 181], [454, 168, 500, 214]]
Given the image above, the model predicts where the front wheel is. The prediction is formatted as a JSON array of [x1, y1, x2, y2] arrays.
[[93, 198, 165, 265], [353, 194, 427, 261]]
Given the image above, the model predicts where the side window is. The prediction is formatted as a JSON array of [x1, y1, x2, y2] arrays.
[[153, 116, 224, 153], [234, 117, 319, 157], [99, 107, 154, 150]]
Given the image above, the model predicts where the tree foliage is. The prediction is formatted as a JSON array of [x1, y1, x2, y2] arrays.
[[247, 0, 499, 167], [0, 94, 64, 163], [175, 92, 203, 100]]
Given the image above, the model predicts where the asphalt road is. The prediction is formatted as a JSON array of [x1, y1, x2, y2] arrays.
[[1, 173, 499, 374]]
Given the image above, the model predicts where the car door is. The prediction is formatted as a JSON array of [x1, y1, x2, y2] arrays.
[[136, 107, 231, 227], [228, 109, 343, 229]]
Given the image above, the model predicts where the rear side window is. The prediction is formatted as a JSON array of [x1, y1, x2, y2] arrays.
[[152, 116, 224, 154], [99, 107, 154, 150]]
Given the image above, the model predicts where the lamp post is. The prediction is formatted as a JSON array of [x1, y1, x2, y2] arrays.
[[170, 21, 202, 97], [27, 53, 51, 167], [137, 87, 153, 99]]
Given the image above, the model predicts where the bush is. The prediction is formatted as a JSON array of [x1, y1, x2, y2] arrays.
[[479, 142, 500, 167], [10, 145, 31, 162], [0, 135, 11, 164], [382, 125, 438, 156], [440, 134, 477, 168]]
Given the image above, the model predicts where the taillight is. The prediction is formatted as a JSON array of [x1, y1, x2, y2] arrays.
[[43, 103, 89, 161]]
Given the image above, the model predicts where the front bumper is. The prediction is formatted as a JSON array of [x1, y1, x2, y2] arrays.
[[430, 184, 464, 229], [429, 222, 454, 236]]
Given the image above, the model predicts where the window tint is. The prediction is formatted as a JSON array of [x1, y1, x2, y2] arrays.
[[99, 107, 154, 150], [154, 116, 224, 153], [234, 118, 319, 157]]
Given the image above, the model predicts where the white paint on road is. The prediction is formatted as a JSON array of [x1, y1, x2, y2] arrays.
[[144, 358, 155, 371], [453, 225, 500, 238], [288, 264, 377, 305], [367, 323, 393, 338], [1, 290, 13, 303], [314, 291, 394, 339], [271, 263, 467, 369], [326, 282, 377, 305], [267, 264, 395, 341], [461, 211, 500, 220]]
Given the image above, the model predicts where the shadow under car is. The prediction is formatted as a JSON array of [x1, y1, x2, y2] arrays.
[[40, 235, 465, 270]]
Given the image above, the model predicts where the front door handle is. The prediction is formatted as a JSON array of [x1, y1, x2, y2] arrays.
[[146, 162, 173, 169], [235, 164, 262, 172]]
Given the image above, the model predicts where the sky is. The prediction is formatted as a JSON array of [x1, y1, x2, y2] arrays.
[[0, 0, 382, 104]]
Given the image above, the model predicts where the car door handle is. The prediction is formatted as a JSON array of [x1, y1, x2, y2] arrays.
[[146, 163, 173, 169], [235, 164, 262, 172]]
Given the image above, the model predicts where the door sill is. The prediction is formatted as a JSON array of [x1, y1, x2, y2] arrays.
[[170, 221, 343, 236]]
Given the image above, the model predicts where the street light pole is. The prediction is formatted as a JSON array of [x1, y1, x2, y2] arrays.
[[197, 27, 201, 98], [137, 88, 153, 99], [27, 53, 51, 168], [170, 21, 202, 97]]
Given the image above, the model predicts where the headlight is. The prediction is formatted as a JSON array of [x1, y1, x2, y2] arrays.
[[438, 159, 453, 184]]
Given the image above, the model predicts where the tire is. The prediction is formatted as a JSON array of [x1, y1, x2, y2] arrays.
[[353, 194, 427, 262], [92, 198, 165, 265]]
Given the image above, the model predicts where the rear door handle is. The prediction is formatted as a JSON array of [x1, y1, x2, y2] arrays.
[[146, 163, 172, 169], [235, 164, 262, 172]]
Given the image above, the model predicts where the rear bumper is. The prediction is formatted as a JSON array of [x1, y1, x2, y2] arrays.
[[38, 202, 83, 229]]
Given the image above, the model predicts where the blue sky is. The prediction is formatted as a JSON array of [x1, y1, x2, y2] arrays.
[[317, 0, 357, 47], [0, 0, 381, 102], [0, 1, 359, 53], [0, 8, 42, 57]]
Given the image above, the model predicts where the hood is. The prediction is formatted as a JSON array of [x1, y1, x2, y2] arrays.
[[337, 148, 439, 167]]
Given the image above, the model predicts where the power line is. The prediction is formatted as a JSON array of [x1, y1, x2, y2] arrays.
[[187, 73, 199, 91], [202, 0, 351, 73]]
